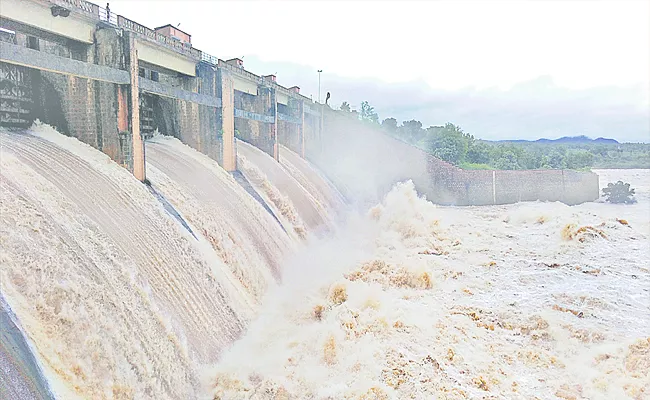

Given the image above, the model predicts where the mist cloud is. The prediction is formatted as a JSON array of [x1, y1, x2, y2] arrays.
[[246, 56, 649, 143]]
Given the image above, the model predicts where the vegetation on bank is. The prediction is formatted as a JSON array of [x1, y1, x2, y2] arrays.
[[338, 101, 650, 170], [602, 181, 637, 204]]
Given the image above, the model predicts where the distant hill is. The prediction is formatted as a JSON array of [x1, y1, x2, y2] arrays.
[[494, 135, 619, 145]]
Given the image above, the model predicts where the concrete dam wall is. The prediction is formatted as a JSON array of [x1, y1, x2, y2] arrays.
[[0, 0, 598, 208]]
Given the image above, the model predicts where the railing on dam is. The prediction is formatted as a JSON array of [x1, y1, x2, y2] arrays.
[[51, 0, 99, 17], [218, 60, 266, 85], [42, 0, 316, 112], [201, 52, 219, 66], [47, 0, 201, 60], [116, 16, 201, 60], [98, 5, 118, 26], [217, 60, 305, 100]]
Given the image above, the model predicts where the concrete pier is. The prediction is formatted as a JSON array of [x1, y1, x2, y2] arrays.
[[220, 69, 236, 172]]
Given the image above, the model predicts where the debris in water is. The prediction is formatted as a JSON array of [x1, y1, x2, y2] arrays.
[[561, 224, 608, 242], [555, 384, 583, 400], [472, 376, 490, 391], [329, 283, 348, 305], [313, 304, 324, 321], [358, 387, 389, 400], [552, 304, 584, 317], [418, 247, 443, 255], [625, 338, 650, 377], [582, 268, 601, 276], [323, 335, 337, 364], [420, 272, 432, 289]]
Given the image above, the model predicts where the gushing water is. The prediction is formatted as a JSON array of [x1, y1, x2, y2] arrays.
[[0, 125, 285, 399], [209, 171, 650, 400], [2, 122, 648, 400], [278, 144, 346, 218], [145, 135, 294, 303], [237, 140, 332, 232]]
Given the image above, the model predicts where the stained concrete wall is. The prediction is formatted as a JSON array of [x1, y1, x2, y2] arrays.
[[277, 98, 303, 155], [21, 27, 132, 169], [234, 87, 274, 157], [303, 113, 320, 157], [155, 98, 221, 162]]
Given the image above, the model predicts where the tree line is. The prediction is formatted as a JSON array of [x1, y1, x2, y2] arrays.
[[338, 101, 650, 170]]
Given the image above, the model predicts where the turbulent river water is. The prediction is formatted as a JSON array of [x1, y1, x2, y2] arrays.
[[1, 124, 648, 400]]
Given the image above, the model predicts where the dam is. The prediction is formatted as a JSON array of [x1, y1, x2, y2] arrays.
[[4, 1, 645, 400]]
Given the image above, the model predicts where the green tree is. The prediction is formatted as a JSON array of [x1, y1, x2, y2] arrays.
[[547, 150, 568, 169], [494, 150, 521, 170], [565, 149, 594, 169], [399, 120, 424, 143], [339, 101, 351, 112], [602, 181, 636, 204], [360, 101, 379, 123], [466, 141, 492, 164], [382, 117, 398, 132], [426, 123, 471, 165]]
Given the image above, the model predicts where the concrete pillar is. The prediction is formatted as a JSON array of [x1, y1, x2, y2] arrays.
[[117, 86, 129, 170], [271, 88, 279, 161], [319, 104, 324, 156], [220, 69, 236, 171], [299, 100, 305, 158], [492, 170, 497, 205], [126, 32, 145, 181]]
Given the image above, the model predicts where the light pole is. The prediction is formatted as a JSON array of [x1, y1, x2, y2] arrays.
[[317, 69, 323, 103]]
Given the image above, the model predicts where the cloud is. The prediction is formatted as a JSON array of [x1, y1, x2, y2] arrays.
[[245, 56, 650, 143]]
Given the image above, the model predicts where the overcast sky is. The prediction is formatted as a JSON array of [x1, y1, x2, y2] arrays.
[[110, 0, 649, 142]]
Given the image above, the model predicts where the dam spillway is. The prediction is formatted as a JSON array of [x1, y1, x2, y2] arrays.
[[0, 125, 344, 399], [144, 135, 293, 301]]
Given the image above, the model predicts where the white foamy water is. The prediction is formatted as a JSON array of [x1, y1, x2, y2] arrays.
[[237, 140, 332, 232], [3, 121, 648, 400], [1, 125, 257, 399], [236, 153, 309, 242], [145, 135, 294, 303], [278, 144, 346, 218], [209, 170, 650, 400]]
